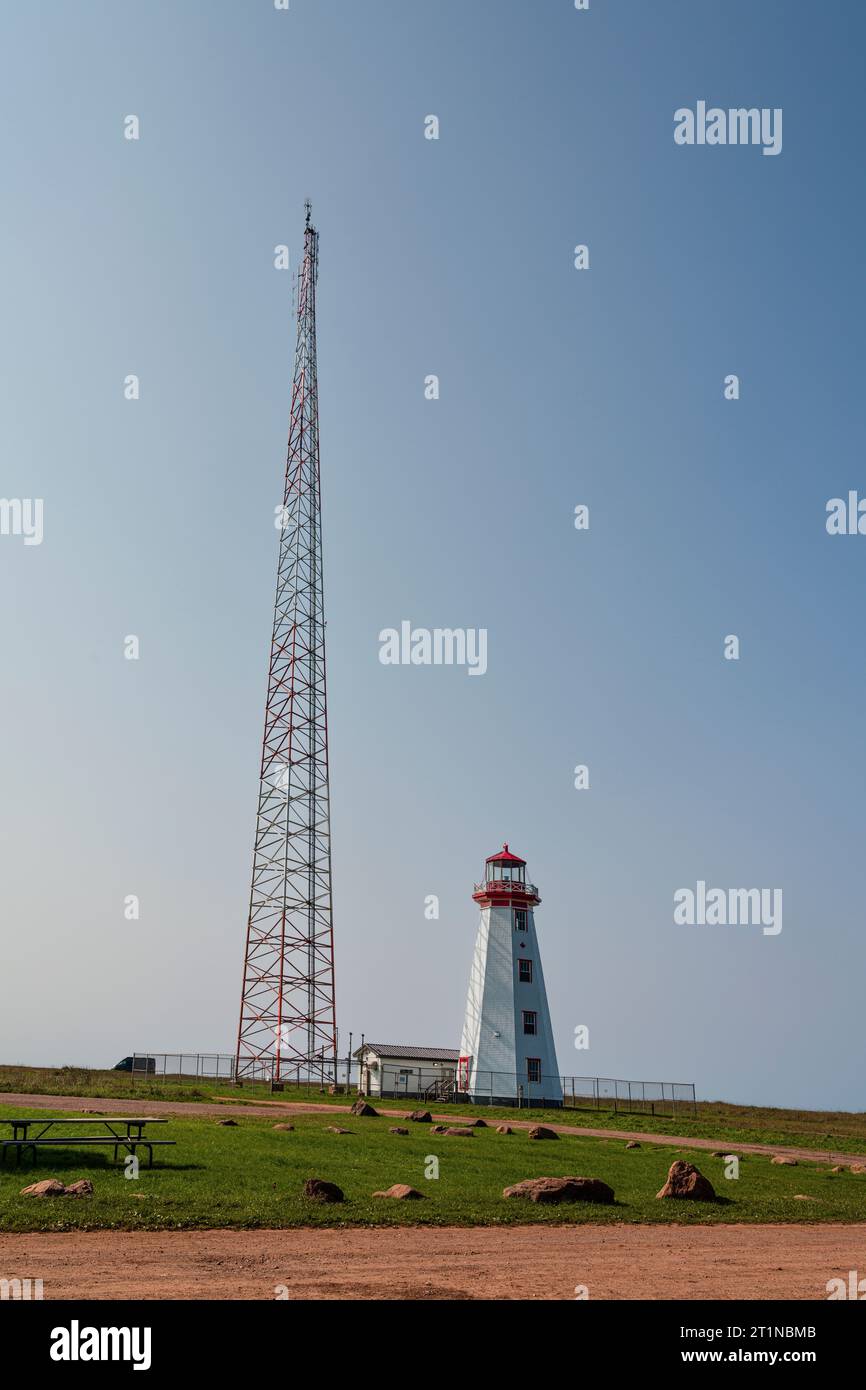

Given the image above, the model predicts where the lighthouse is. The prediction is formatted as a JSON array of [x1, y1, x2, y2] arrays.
[[458, 845, 562, 1107]]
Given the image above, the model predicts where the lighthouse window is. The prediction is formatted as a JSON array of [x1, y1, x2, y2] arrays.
[[513, 908, 527, 932], [526, 1057, 542, 1083], [518, 959, 533, 983], [522, 1010, 537, 1035]]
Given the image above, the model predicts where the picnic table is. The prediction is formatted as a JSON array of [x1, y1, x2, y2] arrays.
[[0, 1116, 175, 1168]]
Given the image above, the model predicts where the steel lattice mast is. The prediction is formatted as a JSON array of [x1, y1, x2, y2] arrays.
[[236, 202, 337, 1081]]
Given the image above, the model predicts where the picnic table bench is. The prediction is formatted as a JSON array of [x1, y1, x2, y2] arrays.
[[0, 1117, 175, 1168]]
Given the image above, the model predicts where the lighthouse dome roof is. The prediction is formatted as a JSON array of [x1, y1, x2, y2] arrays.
[[485, 842, 526, 866]]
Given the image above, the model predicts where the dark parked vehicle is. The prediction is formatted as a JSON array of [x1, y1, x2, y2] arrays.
[[113, 1056, 156, 1074]]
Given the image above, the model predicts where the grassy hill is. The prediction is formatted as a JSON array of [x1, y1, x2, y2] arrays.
[[2, 1065, 866, 1155]]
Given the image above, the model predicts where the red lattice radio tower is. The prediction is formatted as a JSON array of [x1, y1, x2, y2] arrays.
[[236, 203, 337, 1081]]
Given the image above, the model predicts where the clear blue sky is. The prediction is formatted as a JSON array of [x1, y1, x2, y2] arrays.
[[1, 0, 863, 1110]]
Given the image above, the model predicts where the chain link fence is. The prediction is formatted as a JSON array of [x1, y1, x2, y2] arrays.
[[367, 1065, 696, 1117], [119, 1053, 696, 1118], [119, 1052, 351, 1089]]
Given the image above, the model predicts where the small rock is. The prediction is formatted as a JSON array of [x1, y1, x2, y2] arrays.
[[406, 1110, 432, 1123], [303, 1178, 344, 1203], [326, 1126, 349, 1134], [388, 1126, 409, 1136], [430, 1125, 448, 1135], [461, 1118, 487, 1128], [64, 1180, 94, 1198], [849, 1164, 866, 1174], [20, 1179, 67, 1198], [771, 1156, 797, 1166], [272, 1123, 294, 1132], [626, 1141, 641, 1149], [656, 1160, 716, 1201], [217, 1119, 238, 1127], [503, 1176, 614, 1205], [82, 1110, 104, 1116], [372, 1184, 424, 1200], [443, 1127, 475, 1137], [794, 1194, 818, 1201], [527, 1125, 559, 1141], [830, 1165, 845, 1173], [496, 1125, 513, 1135], [350, 1099, 378, 1117]]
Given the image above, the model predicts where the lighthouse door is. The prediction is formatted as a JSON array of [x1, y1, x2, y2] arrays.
[[457, 1055, 471, 1091]]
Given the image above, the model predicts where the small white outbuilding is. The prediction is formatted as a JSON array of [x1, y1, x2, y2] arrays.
[[354, 1043, 460, 1100]]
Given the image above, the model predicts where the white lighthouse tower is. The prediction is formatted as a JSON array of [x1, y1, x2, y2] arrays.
[[458, 845, 562, 1107]]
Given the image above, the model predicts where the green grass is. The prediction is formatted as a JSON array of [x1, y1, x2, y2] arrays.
[[4, 1066, 866, 1156], [1, 1104, 865, 1233], [0, 1065, 226, 1104]]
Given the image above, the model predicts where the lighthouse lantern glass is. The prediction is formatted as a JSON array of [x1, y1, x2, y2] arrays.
[[486, 858, 525, 885]]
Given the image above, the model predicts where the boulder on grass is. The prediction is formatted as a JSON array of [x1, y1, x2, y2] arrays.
[[771, 1156, 797, 1166], [20, 1179, 67, 1198], [503, 1176, 614, 1205], [326, 1126, 349, 1134], [430, 1124, 448, 1135], [656, 1160, 716, 1201], [303, 1178, 344, 1203], [273, 1123, 294, 1132], [217, 1118, 238, 1127], [388, 1126, 409, 1136], [20, 1178, 94, 1198], [407, 1110, 432, 1123], [496, 1125, 513, 1135], [64, 1180, 94, 1198], [372, 1184, 424, 1200], [527, 1126, 559, 1141], [626, 1141, 641, 1149], [350, 1099, 378, 1117], [443, 1127, 475, 1137], [849, 1164, 866, 1174], [461, 1118, 487, 1128]]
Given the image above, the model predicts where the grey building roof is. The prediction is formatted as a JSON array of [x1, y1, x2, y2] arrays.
[[355, 1043, 460, 1062]]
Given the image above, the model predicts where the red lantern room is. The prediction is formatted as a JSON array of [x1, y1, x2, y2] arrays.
[[472, 843, 540, 908]]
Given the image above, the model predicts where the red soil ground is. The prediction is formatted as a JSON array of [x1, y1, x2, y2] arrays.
[[1, 1223, 861, 1300]]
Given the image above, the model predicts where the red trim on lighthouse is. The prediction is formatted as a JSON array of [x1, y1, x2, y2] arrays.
[[473, 842, 540, 907]]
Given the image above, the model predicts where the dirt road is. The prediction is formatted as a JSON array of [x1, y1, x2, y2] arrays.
[[1, 1092, 860, 1167], [0, 1223, 861, 1299]]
